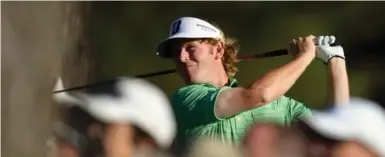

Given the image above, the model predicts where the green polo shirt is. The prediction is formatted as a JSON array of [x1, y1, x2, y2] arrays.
[[171, 78, 312, 146]]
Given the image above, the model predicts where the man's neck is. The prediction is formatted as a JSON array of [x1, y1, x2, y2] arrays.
[[185, 67, 229, 88], [207, 68, 229, 88]]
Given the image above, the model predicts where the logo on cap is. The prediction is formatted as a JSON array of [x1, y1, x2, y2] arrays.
[[171, 20, 182, 36]]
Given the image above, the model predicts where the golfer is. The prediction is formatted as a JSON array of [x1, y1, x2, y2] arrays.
[[156, 17, 349, 146]]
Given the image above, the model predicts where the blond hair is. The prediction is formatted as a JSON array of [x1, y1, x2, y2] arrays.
[[203, 21, 240, 77]]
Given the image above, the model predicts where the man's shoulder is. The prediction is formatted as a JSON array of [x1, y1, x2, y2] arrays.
[[267, 95, 306, 109], [171, 84, 223, 108], [175, 84, 209, 92], [172, 84, 216, 97], [171, 84, 209, 103], [274, 95, 312, 117], [275, 95, 299, 104]]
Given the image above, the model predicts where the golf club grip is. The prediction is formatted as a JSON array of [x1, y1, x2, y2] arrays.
[[53, 49, 288, 93]]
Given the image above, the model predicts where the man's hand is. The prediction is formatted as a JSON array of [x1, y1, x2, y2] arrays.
[[316, 35, 345, 64], [288, 35, 316, 59]]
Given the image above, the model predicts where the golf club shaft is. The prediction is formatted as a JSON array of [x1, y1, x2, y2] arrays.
[[53, 49, 288, 93], [136, 49, 288, 78]]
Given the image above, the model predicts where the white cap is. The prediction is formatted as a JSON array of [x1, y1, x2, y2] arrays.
[[156, 17, 224, 58], [302, 97, 385, 157], [53, 77, 176, 149]]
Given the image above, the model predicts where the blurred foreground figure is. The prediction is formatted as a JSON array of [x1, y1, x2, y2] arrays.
[[185, 139, 243, 157], [2, 2, 88, 157], [243, 97, 385, 157], [51, 77, 176, 157]]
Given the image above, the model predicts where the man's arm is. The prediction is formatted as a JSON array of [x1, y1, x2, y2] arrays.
[[316, 35, 349, 105], [327, 58, 349, 105], [215, 35, 316, 118]]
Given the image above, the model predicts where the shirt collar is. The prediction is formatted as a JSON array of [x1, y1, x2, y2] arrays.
[[200, 77, 239, 88], [227, 77, 239, 87]]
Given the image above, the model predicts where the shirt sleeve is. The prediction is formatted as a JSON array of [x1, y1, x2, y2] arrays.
[[171, 85, 230, 126], [280, 96, 312, 120]]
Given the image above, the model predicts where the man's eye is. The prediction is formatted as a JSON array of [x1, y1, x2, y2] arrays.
[[186, 46, 196, 51]]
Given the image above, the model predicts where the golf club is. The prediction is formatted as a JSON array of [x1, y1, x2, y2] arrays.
[[53, 49, 288, 93]]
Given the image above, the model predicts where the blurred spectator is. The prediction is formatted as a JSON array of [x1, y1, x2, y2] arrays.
[[299, 97, 385, 157], [243, 122, 308, 157], [185, 139, 243, 157], [243, 97, 385, 157], [51, 77, 176, 157]]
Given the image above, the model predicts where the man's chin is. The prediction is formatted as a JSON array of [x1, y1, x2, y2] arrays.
[[183, 78, 202, 85], [179, 73, 203, 85], [183, 79, 194, 85]]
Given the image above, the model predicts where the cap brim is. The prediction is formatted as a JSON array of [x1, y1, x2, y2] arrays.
[[73, 94, 175, 149], [301, 110, 357, 141], [156, 32, 222, 58]]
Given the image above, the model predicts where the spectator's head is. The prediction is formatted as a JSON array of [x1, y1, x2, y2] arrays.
[[243, 123, 308, 157], [298, 97, 385, 157], [243, 97, 385, 157], [52, 77, 176, 157]]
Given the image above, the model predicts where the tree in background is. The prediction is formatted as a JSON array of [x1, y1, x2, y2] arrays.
[[1, 2, 94, 157]]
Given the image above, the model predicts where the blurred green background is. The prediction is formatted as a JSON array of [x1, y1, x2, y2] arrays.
[[86, 1, 385, 108]]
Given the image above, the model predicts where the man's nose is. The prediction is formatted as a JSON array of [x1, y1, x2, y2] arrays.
[[179, 49, 189, 63]]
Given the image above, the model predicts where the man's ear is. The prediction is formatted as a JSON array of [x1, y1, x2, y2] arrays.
[[215, 41, 225, 60]]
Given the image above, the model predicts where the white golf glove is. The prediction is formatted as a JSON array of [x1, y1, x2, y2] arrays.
[[316, 35, 345, 64]]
